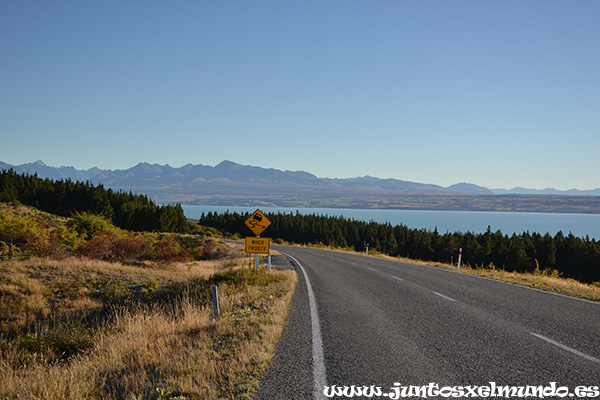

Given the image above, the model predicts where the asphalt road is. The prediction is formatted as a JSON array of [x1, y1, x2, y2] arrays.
[[255, 246, 600, 399]]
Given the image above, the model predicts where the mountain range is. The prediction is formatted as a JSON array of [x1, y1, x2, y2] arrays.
[[2, 160, 600, 213]]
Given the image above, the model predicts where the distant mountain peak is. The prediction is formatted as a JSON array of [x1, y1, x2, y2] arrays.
[[447, 183, 494, 195]]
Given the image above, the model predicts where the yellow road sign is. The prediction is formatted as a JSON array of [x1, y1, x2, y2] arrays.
[[244, 209, 271, 236], [245, 237, 270, 254]]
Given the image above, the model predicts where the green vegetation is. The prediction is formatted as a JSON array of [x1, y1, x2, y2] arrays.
[[199, 211, 600, 284], [0, 169, 188, 233]]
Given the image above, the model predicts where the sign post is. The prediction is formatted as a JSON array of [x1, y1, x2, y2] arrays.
[[244, 209, 272, 271], [457, 248, 462, 270]]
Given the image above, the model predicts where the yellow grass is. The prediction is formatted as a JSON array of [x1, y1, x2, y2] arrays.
[[0, 249, 297, 399]]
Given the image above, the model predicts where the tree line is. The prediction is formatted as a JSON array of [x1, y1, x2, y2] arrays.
[[0, 169, 188, 233], [198, 210, 600, 283]]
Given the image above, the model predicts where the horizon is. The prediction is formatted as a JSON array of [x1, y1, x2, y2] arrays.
[[2, 2, 599, 191], [2, 158, 598, 193]]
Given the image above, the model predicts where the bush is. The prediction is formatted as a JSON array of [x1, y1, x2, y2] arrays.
[[110, 233, 154, 264], [76, 231, 116, 260], [24, 230, 63, 258], [0, 214, 40, 244], [68, 212, 121, 240], [76, 231, 192, 266], [152, 235, 190, 265]]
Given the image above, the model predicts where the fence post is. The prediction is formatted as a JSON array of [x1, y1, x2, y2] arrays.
[[211, 285, 219, 318]]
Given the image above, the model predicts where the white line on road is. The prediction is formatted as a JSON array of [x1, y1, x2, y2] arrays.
[[530, 333, 600, 364], [281, 252, 328, 400], [391, 276, 404, 281], [433, 292, 457, 302], [366, 267, 376, 271]]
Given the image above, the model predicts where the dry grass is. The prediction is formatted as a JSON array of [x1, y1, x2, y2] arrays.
[[0, 246, 297, 399]]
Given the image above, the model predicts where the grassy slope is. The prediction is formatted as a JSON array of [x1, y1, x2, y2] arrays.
[[0, 257, 297, 399], [0, 203, 297, 399]]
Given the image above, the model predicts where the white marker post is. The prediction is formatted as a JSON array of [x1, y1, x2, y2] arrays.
[[457, 248, 462, 270], [211, 285, 219, 318], [366, 243, 369, 256]]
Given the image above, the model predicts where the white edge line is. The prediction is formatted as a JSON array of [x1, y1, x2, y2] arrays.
[[281, 251, 327, 400], [530, 333, 600, 364], [392, 275, 404, 281], [433, 291, 457, 302]]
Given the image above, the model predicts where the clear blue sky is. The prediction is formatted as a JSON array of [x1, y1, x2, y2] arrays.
[[1, 1, 599, 190]]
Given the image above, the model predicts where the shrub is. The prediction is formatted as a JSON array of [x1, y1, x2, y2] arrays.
[[24, 230, 63, 258], [152, 235, 190, 265], [68, 212, 121, 240], [76, 231, 117, 260], [110, 233, 153, 264], [0, 214, 40, 244]]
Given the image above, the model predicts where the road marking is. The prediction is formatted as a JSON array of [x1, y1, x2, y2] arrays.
[[281, 252, 327, 399], [391, 275, 404, 281], [530, 333, 600, 364], [433, 292, 457, 302], [366, 267, 376, 271]]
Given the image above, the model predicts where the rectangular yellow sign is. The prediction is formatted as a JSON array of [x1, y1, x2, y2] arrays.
[[245, 237, 270, 254]]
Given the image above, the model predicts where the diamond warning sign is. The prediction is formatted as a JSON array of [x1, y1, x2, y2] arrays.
[[244, 209, 271, 236]]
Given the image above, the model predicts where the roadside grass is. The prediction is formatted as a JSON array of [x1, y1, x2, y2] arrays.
[[0, 250, 296, 399]]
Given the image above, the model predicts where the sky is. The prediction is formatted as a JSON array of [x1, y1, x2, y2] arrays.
[[1, 1, 599, 190]]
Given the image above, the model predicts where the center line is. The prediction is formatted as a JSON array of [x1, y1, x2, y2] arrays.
[[392, 276, 404, 281], [530, 333, 600, 364], [281, 252, 327, 400], [433, 292, 457, 302]]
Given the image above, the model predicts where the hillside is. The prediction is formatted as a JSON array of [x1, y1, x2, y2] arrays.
[[2, 160, 600, 213]]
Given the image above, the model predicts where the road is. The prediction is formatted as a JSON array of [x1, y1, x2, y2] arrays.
[[254, 246, 600, 399]]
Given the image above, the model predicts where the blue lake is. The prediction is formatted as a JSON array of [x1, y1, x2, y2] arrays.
[[181, 205, 600, 240]]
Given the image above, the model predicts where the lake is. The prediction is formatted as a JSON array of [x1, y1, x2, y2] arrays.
[[181, 205, 600, 240]]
